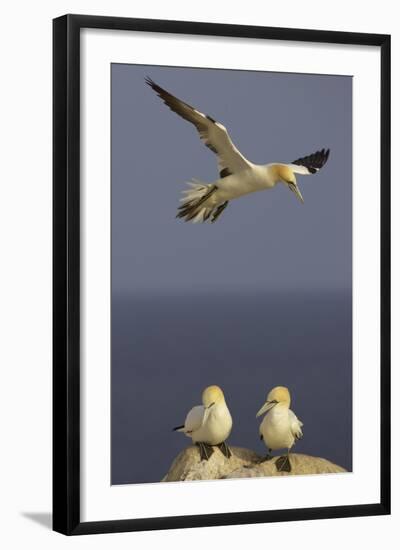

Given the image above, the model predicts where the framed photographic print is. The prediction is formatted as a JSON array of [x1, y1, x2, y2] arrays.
[[53, 14, 391, 535]]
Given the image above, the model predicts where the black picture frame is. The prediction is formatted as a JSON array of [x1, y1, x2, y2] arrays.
[[53, 14, 391, 535]]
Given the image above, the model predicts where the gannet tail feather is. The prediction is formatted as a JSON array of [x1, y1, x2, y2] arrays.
[[177, 181, 221, 223]]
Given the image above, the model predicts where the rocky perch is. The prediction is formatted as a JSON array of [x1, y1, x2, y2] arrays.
[[162, 446, 346, 482]]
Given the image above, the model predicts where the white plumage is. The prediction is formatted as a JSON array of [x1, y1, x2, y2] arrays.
[[259, 404, 303, 452], [174, 385, 233, 460], [179, 402, 232, 446], [146, 77, 330, 222], [256, 386, 303, 472]]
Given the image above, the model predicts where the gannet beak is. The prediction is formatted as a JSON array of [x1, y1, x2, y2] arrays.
[[288, 183, 304, 204], [256, 400, 276, 417]]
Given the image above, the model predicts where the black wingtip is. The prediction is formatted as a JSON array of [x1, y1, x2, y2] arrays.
[[145, 76, 162, 92], [172, 425, 184, 432], [145, 77, 170, 100], [321, 148, 330, 163], [292, 147, 331, 172], [145, 76, 157, 89]]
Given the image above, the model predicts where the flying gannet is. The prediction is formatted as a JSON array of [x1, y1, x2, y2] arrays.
[[173, 385, 233, 460], [146, 77, 330, 223], [256, 386, 303, 472]]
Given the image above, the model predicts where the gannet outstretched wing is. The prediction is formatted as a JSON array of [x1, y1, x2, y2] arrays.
[[145, 77, 252, 178]]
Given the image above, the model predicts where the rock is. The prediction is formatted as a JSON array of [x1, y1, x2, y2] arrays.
[[226, 452, 347, 479], [162, 446, 262, 482], [162, 446, 346, 482]]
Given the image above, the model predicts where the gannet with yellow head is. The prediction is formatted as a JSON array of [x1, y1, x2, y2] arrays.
[[173, 385, 233, 460], [272, 164, 304, 203], [146, 77, 329, 222], [256, 386, 303, 472]]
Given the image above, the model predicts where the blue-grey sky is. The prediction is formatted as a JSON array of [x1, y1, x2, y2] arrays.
[[111, 64, 352, 294]]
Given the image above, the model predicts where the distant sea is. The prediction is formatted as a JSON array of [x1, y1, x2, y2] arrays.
[[111, 290, 352, 485]]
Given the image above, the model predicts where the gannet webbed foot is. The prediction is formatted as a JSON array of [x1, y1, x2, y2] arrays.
[[275, 455, 291, 473], [196, 442, 214, 461], [217, 441, 232, 459], [211, 201, 229, 223]]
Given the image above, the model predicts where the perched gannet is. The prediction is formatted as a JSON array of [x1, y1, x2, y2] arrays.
[[173, 385, 233, 460], [256, 386, 303, 472], [146, 77, 330, 223]]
